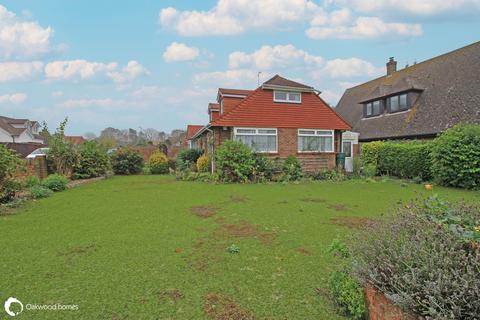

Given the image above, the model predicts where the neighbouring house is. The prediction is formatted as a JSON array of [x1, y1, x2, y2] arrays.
[[0, 116, 44, 144], [336, 41, 480, 144], [185, 125, 204, 148], [64, 136, 86, 144], [186, 75, 351, 172]]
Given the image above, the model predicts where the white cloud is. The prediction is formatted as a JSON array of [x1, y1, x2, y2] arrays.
[[107, 60, 149, 83], [331, 0, 480, 16], [229, 44, 323, 70], [45, 60, 117, 81], [322, 58, 382, 78], [163, 42, 200, 62], [306, 16, 422, 40], [0, 61, 43, 82], [58, 98, 130, 109], [0, 5, 53, 58], [0, 93, 27, 104], [159, 0, 320, 36], [319, 90, 341, 106]]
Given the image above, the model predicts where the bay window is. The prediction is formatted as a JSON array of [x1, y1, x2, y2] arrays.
[[298, 129, 334, 152], [234, 128, 277, 153]]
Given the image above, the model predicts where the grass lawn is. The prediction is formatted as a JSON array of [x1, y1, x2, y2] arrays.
[[1, 176, 478, 319]]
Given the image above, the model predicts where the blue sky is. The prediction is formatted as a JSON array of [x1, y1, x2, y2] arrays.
[[0, 0, 479, 136]]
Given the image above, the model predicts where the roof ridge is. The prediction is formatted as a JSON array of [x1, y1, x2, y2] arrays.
[[345, 40, 480, 91]]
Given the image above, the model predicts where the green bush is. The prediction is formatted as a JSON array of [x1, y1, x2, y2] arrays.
[[72, 141, 110, 179], [252, 154, 277, 182], [29, 185, 53, 199], [111, 148, 144, 175], [329, 270, 367, 320], [431, 123, 480, 189], [42, 174, 68, 192], [282, 156, 303, 181], [352, 198, 480, 319], [215, 140, 255, 182], [148, 151, 169, 174], [0, 180, 22, 204], [0, 145, 22, 203], [196, 155, 210, 173], [48, 118, 79, 176], [376, 142, 431, 179], [361, 141, 384, 167], [176, 149, 203, 172], [25, 176, 40, 188]]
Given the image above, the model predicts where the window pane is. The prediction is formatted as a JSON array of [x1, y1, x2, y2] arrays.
[[373, 101, 380, 115], [274, 91, 287, 101], [235, 134, 276, 152], [236, 129, 256, 134], [390, 96, 399, 112], [342, 142, 352, 157], [288, 93, 301, 102], [320, 136, 333, 152], [299, 130, 315, 135], [399, 94, 407, 109], [316, 130, 332, 135], [258, 129, 276, 134], [298, 136, 320, 151], [366, 103, 372, 116]]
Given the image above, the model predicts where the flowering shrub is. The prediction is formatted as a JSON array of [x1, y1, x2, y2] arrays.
[[148, 151, 169, 174]]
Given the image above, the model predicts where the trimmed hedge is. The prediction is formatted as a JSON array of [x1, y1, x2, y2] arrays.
[[362, 141, 431, 180], [431, 123, 480, 189]]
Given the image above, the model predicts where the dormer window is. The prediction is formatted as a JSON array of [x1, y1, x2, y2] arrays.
[[387, 93, 408, 113], [364, 100, 382, 117], [274, 91, 301, 103]]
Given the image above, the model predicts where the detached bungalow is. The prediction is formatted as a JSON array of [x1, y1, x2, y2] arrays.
[[186, 75, 351, 172]]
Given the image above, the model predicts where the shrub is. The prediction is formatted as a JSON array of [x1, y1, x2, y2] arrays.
[[376, 141, 431, 179], [42, 174, 68, 192], [196, 155, 210, 173], [361, 141, 384, 167], [215, 140, 255, 183], [111, 148, 144, 175], [25, 176, 40, 188], [148, 151, 169, 174], [252, 154, 277, 182], [282, 156, 303, 181], [48, 118, 79, 176], [351, 197, 480, 319], [72, 141, 110, 179], [29, 185, 53, 199], [176, 149, 203, 171], [0, 145, 22, 203], [329, 270, 367, 320], [431, 123, 480, 189], [0, 180, 22, 204]]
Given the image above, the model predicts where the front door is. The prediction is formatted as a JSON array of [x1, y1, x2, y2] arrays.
[[342, 140, 353, 172]]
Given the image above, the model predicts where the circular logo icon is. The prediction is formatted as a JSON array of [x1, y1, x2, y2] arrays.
[[4, 297, 23, 317]]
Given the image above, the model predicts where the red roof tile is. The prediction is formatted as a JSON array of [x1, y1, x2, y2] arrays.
[[186, 125, 204, 140], [211, 88, 351, 130], [218, 88, 253, 96], [65, 136, 86, 144]]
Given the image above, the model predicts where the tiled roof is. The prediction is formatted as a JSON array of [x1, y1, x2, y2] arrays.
[[0, 116, 28, 135], [208, 103, 220, 110], [218, 88, 253, 96], [263, 75, 313, 90], [64, 136, 86, 144], [211, 87, 351, 130], [335, 41, 480, 140], [186, 125, 204, 140]]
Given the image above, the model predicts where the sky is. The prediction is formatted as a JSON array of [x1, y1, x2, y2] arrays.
[[0, 0, 479, 136]]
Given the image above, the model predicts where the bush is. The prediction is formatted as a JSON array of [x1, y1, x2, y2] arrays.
[[376, 142, 431, 179], [0, 145, 22, 203], [0, 180, 22, 203], [111, 147, 144, 175], [431, 123, 480, 189], [176, 149, 203, 172], [351, 197, 480, 319], [29, 185, 53, 199], [252, 154, 277, 182], [72, 141, 110, 179], [48, 118, 79, 176], [25, 176, 40, 188], [196, 155, 210, 173], [148, 151, 169, 174], [329, 270, 367, 320], [361, 141, 384, 167], [215, 140, 255, 182], [282, 156, 303, 181], [42, 174, 68, 192]]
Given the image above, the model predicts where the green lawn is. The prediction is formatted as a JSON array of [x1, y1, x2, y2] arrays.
[[1, 176, 478, 319]]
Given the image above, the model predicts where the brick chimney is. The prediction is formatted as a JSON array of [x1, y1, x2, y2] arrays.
[[386, 57, 397, 76]]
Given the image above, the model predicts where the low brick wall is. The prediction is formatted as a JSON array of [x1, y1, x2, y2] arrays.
[[15, 156, 49, 180], [365, 285, 417, 320]]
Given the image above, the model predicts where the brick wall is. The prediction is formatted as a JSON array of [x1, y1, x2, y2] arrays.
[[15, 156, 48, 180], [209, 127, 338, 172]]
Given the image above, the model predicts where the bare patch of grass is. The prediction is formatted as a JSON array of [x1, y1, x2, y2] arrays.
[[158, 289, 185, 303], [297, 247, 311, 255], [328, 203, 350, 211], [219, 220, 274, 246], [191, 205, 218, 218], [228, 195, 248, 203], [204, 293, 255, 320]]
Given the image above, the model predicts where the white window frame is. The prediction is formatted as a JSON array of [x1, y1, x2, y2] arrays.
[[297, 129, 334, 153], [273, 91, 302, 104], [234, 127, 278, 153]]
